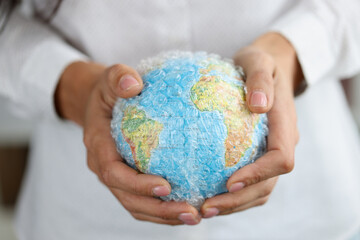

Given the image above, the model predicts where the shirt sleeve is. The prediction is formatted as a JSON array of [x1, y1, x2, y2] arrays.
[[0, 9, 88, 120], [269, 0, 360, 89]]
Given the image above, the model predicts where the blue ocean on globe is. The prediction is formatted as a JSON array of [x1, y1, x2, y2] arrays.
[[111, 51, 268, 207]]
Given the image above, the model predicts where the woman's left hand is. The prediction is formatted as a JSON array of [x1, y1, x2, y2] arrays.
[[201, 33, 302, 218]]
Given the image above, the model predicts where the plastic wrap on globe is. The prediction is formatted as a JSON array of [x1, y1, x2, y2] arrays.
[[111, 51, 268, 208]]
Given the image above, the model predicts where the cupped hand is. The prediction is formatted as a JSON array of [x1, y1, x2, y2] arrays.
[[201, 33, 302, 218], [55, 62, 201, 225]]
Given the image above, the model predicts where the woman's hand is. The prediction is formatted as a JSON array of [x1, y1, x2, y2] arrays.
[[201, 33, 302, 218], [55, 62, 201, 225]]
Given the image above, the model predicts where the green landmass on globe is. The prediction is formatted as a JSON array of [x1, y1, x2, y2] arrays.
[[121, 106, 163, 172]]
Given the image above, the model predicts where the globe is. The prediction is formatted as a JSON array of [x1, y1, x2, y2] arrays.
[[111, 51, 268, 207]]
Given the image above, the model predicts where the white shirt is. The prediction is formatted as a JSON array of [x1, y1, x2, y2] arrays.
[[1, 1, 360, 239]]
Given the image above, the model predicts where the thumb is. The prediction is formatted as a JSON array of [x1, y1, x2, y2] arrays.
[[106, 64, 143, 99], [234, 49, 275, 114], [245, 70, 274, 113]]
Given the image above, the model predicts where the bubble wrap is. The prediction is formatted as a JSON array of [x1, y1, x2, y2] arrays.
[[111, 51, 268, 208]]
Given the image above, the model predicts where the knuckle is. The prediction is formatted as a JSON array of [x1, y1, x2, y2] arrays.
[[106, 64, 126, 90], [123, 203, 136, 213], [83, 130, 102, 150], [86, 157, 96, 173], [107, 64, 135, 85], [157, 213, 172, 221], [156, 202, 176, 220], [228, 196, 240, 209], [258, 196, 270, 206], [280, 154, 295, 173], [102, 92, 117, 108], [247, 164, 264, 186], [99, 164, 112, 186], [252, 171, 263, 185], [83, 132, 92, 149], [252, 71, 273, 86], [120, 195, 136, 212], [130, 213, 144, 221], [219, 196, 240, 212], [129, 178, 142, 195], [222, 205, 239, 215], [107, 64, 125, 80], [260, 185, 273, 198]]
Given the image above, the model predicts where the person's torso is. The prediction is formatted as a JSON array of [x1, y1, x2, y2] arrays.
[[15, 1, 360, 239]]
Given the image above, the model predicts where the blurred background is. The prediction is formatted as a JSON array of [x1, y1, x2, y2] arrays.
[[0, 77, 360, 239], [0, 96, 33, 240]]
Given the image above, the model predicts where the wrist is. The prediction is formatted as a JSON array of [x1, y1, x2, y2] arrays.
[[55, 61, 106, 126], [251, 32, 303, 93]]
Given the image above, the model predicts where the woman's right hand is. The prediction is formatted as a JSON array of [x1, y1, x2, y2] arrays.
[[55, 61, 201, 225]]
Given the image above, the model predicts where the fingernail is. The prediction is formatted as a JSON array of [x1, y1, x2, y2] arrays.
[[229, 182, 245, 193], [250, 91, 267, 107], [152, 186, 170, 197], [203, 208, 219, 219], [119, 75, 140, 91], [178, 213, 199, 225]]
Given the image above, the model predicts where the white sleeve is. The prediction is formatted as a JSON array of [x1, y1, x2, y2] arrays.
[[0, 9, 88, 120], [270, 0, 360, 87]]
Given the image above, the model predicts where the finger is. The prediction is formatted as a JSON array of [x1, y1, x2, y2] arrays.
[[101, 161, 171, 197], [86, 152, 98, 174], [234, 49, 275, 113], [112, 188, 201, 225], [226, 90, 295, 190], [245, 70, 275, 113], [219, 196, 269, 216], [105, 64, 144, 99], [201, 178, 277, 218], [84, 118, 171, 197], [131, 212, 184, 226], [226, 148, 293, 192], [95, 136, 171, 196]]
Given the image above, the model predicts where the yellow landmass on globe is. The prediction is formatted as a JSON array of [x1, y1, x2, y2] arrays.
[[191, 75, 259, 167], [121, 106, 163, 172], [199, 58, 239, 78]]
